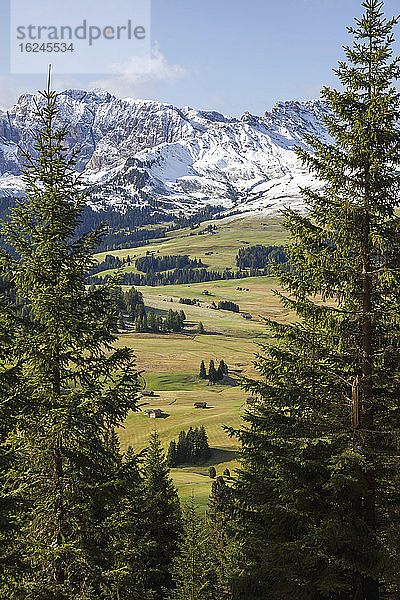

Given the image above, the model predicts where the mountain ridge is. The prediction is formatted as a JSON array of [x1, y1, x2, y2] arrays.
[[0, 90, 330, 215]]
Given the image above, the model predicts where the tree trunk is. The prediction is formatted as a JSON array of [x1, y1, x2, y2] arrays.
[[53, 353, 65, 585], [53, 439, 64, 585], [359, 210, 379, 600]]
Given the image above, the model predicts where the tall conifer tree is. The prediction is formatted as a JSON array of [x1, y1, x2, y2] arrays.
[[0, 78, 141, 598], [208, 360, 217, 385], [199, 360, 207, 379], [228, 2, 400, 599], [167, 440, 178, 467], [141, 432, 182, 600], [0, 285, 24, 595], [106, 445, 153, 600], [168, 496, 222, 600]]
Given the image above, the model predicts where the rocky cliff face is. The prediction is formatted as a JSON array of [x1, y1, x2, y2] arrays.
[[0, 90, 332, 215]]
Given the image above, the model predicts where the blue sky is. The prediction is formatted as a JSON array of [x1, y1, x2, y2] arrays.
[[1, 0, 399, 115]]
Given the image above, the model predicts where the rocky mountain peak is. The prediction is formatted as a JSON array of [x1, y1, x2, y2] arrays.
[[0, 90, 329, 215]]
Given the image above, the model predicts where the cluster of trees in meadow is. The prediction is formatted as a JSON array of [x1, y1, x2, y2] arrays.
[[179, 297, 238, 313], [217, 300, 239, 312], [166, 426, 211, 467], [179, 297, 199, 305], [2, 3, 400, 599], [90, 253, 128, 274], [92, 285, 186, 334], [90, 267, 263, 286], [199, 359, 228, 383], [96, 284, 145, 322], [134, 308, 186, 333], [236, 243, 288, 270], [135, 254, 205, 273]]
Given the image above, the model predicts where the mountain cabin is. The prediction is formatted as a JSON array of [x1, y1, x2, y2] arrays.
[[144, 408, 163, 418]]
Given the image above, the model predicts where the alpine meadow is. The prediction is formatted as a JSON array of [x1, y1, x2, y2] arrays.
[[0, 1, 400, 600]]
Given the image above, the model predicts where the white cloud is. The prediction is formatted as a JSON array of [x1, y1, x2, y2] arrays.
[[0, 46, 186, 110], [90, 46, 187, 99]]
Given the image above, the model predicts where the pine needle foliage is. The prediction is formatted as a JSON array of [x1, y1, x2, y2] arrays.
[[0, 285, 24, 596], [168, 496, 223, 600], [228, 2, 400, 599], [0, 81, 141, 598], [141, 432, 182, 600]]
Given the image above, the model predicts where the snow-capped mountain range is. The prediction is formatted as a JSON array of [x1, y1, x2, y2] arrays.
[[0, 89, 331, 215]]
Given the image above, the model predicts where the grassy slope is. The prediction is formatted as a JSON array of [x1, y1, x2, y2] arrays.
[[95, 215, 288, 274], [119, 385, 245, 509], [110, 216, 288, 507]]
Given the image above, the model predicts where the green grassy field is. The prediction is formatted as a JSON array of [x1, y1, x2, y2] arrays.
[[136, 276, 292, 325], [95, 215, 289, 275], [119, 385, 245, 508], [111, 216, 288, 507], [120, 386, 246, 452]]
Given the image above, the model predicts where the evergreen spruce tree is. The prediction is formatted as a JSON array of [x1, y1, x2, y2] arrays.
[[208, 477, 231, 551], [124, 286, 144, 318], [165, 309, 175, 331], [167, 440, 178, 467], [207, 476, 235, 598], [208, 466, 216, 479], [0, 289, 24, 595], [176, 430, 188, 464], [228, 2, 400, 599], [135, 304, 148, 332], [107, 445, 153, 600], [141, 432, 182, 599], [147, 310, 160, 333], [199, 360, 207, 379], [198, 425, 211, 461], [197, 321, 205, 334], [208, 360, 217, 385], [168, 496, 223, 600], [216, 360, 225, 381], [186, 427, 195, 463], [110, 285, 125, 314], [0, 80, 141, 598], [118, 313, 126, 331], [191, 427, 200, 462]]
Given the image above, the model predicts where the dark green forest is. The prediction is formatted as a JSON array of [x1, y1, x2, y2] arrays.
[[89, 266, 264, 286], [135, 254, 206, 273], [235, 244, 288, 270]]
